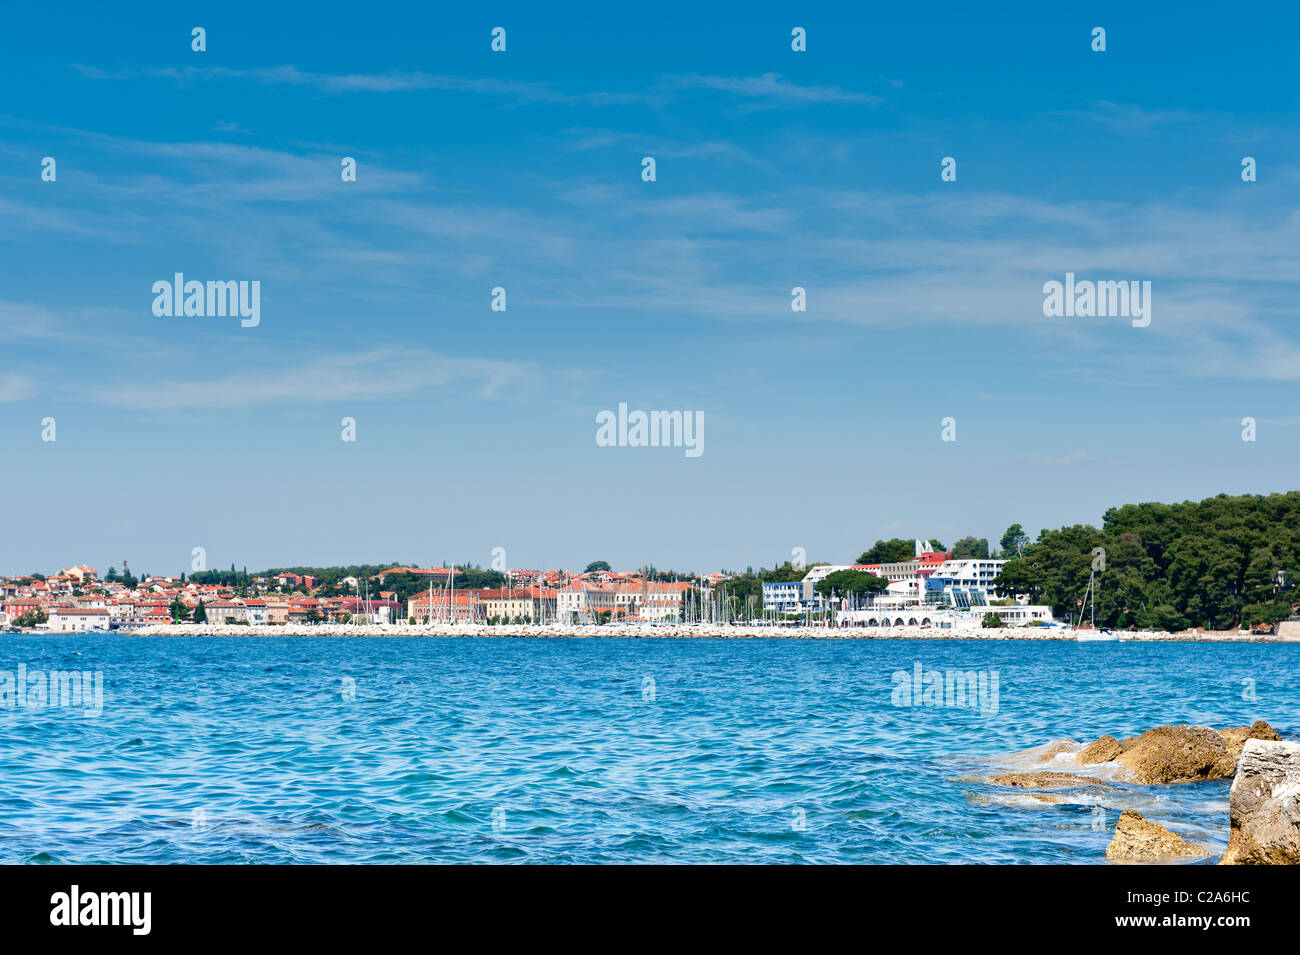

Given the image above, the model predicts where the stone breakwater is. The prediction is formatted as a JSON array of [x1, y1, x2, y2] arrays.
[[116, 623, 1300, 640]]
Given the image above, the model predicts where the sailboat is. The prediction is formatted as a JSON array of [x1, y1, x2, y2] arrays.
[[1074, 568, 1118, 642]]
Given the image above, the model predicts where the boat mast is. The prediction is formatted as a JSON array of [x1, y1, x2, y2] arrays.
[[1075, 569, 1096, 629]]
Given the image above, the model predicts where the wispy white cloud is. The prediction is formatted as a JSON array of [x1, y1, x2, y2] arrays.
[[73, 63, 876, 109], [10, 119, 1300, 388], [1058, 100, 1202, 133], [0, 373, 36, 402], [663, 72, 879, 106], [561, 128, 773, 171], [73, 63, 662, 107], [82, 348, 538, 410]]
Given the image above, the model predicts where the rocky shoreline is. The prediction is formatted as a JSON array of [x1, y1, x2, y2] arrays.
[[982, 722, 1300, 864], [73, 622, 1300, 640]]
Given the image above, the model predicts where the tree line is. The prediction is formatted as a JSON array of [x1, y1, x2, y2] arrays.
[[993, 492, 1299, 630]]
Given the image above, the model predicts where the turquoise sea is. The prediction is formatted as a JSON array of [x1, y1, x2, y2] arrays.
[[1, 635, 1295, 864]]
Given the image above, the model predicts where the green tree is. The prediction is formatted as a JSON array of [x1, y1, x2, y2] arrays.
[[814, 569, 890, 599], [585, 561, 611, 573], [857, 539, 917, 564], [760, 561, 808, 583], [857, 538, 946, 563], [991, 492, 1300, 631], [168, 598, 191, 624], [999, 524, 1030, 558], [192, 600, 207, 623], [951, 537, 990, 559], [15, 609, 48, 627]]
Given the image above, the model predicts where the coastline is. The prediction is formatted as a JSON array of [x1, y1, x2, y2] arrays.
[[39, 622, 1300, 641]]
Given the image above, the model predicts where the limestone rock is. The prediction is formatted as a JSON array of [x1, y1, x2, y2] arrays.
[[1115, 725, 1237, 784], [1220, 739, 1300, 865], [1105, 810, 1207, 862], [1218, 721, 1281, 762], [988, 771, 1107, 789], [1079, 734, 1123, 764]]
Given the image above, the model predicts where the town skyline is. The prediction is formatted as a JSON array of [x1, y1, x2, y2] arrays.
[[0, 544, 1016, 630]]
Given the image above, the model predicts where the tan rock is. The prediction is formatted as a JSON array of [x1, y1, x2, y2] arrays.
[[1218, 721, 1281, 762], [1105, 810, 1208, 862], [1079, 734, 1123, 764], [1115, 725, 1237, 784], [1039, 740, 1081, 760], [1220, 739, 1300, 865], [988, 771, 1107, 789]]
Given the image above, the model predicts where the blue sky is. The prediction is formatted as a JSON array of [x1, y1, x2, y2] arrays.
[[3, 2, 1299, 576]]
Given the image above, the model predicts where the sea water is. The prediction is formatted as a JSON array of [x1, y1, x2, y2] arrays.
[[1, 635, 1294, 864]]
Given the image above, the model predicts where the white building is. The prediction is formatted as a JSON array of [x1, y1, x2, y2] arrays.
[[837, 605, 1054, 628], [799, 565, 853, 603], [557, 584, 617, 623], [48, 608, 110, 632], [613, 582, 690, 622], [924, 559, 1007, 607], [854, 560, 922, 583], [762, 581, 805, 614], [986, 605, 1054, 625]]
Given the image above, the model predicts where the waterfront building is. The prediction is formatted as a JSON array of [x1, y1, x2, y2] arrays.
[[851, 559, 926, 583], [798, 565, 853, 603], [204, 600, 249, 625], [286, 599, 324, 623], [48, 607, 110, 632], [614, 581, 691, 622], [924, 559, 1007, 608], [244, 599, 269, 625], [3, 599, 42, 621], [557, 582, 617, 623], [481, 587, 557, 622], [836, 605, 1054, 628], [407, 591, 483, 623], [761, 581, 806, 614]]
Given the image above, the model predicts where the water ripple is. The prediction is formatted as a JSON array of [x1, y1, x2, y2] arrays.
[[0, 635, 1294, 863]]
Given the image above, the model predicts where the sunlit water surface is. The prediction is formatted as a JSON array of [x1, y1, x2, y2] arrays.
[[2, 636, 1294, 863]]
